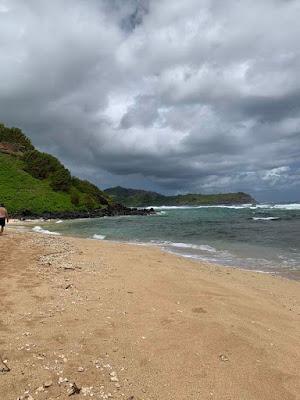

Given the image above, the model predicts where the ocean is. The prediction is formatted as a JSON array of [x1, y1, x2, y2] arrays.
[[35, 203, 300, 280]]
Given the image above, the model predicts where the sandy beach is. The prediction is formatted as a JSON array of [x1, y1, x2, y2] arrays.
[[0, 229, 299, 400]]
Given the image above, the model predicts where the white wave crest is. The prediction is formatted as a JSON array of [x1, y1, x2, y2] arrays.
[[272, 203, 300, 210], [32, 226, 61, 235], [147, 203, 300, 211], [197, 204, 253, 209], [55, 220, 63, 224], [169, 242, 217, 252], [151, 240, 218, 253], [92, 234, 106, 240], [251, 203, 300, 210], [148, 204, 253, 210], [146, 206, 195, 210], [252, 217, 280, 221]]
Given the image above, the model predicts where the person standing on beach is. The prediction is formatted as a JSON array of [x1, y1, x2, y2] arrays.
[[0, 204, 9, 235]]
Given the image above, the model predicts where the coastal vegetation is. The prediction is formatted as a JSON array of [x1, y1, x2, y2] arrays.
[[105, 186, 256, 207], [0, 122, 111, 215]]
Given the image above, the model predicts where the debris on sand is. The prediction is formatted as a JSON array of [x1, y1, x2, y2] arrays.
[[17, 393, 34, 400], [219, 354, 229, 362], [109, 371, 119, 382], [0, 356, 10, 373], [68, 381, 81, 396], [65, 283, 73, 289]]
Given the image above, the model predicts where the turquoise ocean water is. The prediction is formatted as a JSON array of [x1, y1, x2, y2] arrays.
[[35, 203, 300, 280]]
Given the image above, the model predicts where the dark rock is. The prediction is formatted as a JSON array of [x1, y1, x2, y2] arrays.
[[12, 204, 156, 220]]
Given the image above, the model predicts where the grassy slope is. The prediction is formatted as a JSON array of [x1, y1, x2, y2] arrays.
[[0, 153, 75, 214]]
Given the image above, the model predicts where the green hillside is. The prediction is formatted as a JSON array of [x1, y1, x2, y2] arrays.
[[0, 153, 75, 213], [104, 186, 256, 207], [0, 122, 111, 215]]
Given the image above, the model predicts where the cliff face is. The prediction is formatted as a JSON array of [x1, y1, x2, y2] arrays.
[[0, 142, 25, 155], [105, 186, 256, 207]]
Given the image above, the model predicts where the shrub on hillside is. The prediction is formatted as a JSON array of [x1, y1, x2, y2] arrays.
[[50, 168, 71, 192], [0, 123, 34, 151], [23, 150, 67, 180], [70, 187, 80, 206], [71, 177, 109, 205], [82, 194, 98, 210]]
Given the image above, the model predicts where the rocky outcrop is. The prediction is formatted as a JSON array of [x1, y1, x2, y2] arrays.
[[0, 142, 25, 155], [12, 204, 155, 220]]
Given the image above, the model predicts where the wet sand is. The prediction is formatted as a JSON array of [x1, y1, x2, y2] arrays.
[[0, 230, 299, 399]]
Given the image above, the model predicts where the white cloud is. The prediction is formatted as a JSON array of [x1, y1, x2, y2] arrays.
[[0, 0, 300, 201]]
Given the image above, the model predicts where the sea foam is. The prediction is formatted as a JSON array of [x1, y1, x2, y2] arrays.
[[92, 234, 106, 240], [32, 226, 61, 235], [148, 204, 253, 210], [169, 242, 217, 252], [252, 217, 280, 221], [151, 240, 218, 253], [252, 203, 300, 210], [147, 203, 300, 210]]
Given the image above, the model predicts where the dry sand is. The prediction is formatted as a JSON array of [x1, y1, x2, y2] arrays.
[[0, 230, 299, 400]]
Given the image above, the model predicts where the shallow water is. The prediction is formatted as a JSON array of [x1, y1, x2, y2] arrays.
[[38, 203, 300, 280]]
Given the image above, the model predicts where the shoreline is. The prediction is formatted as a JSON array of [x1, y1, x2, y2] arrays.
[[1, 230, 300, 399], [8, 220, 300, 282]]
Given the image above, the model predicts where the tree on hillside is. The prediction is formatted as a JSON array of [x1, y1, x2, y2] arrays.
[[23, 149, 71, 192], [23, 150, 66, 179], [71, 177, 109, 205], [50, 168, 71, 192], [0, 123, 34, 151]]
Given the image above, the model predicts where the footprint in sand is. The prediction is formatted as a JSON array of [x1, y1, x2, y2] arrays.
[[192, 307, 207, 314]]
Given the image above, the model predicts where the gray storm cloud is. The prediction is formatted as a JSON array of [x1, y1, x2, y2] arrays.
[[0, 0, 299, 201]]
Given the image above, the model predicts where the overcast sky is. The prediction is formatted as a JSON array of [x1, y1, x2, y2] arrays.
[[1, 0, 300, 201]]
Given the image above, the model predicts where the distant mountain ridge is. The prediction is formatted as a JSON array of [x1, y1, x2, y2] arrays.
[[104, 186, 256, 207]]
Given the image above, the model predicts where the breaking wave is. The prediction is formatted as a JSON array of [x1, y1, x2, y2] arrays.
[[146, 203, 300, 210], [147, 204, 253, 210], [32, 226, 61, 235], [253, 203, 300, 210], [92, 234, 106, 240], [151, 240, 218, 253], [252, 217, 280, 221]]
